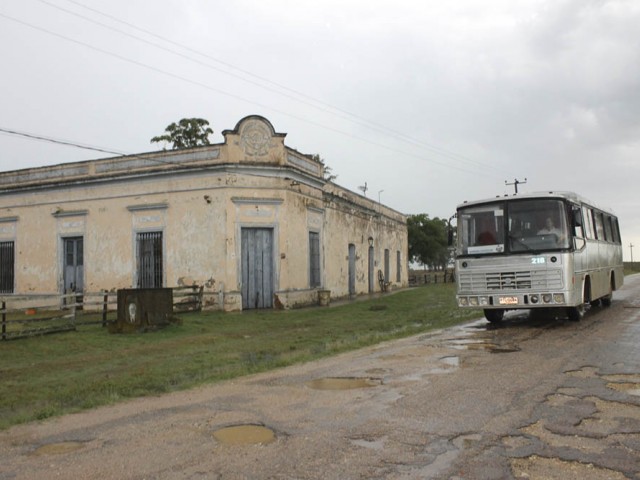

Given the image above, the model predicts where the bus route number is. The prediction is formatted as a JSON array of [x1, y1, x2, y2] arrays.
[[531, 257, 546, 265]]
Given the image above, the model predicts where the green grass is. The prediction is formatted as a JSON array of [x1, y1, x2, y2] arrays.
[[624, 263, 640, 276], [0, 284, 478, 430]]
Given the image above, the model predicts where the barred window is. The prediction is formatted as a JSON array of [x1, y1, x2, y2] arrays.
[[0, 241, 15, 294], [309, 232, 321, 288], [136, 232, 163, 288]]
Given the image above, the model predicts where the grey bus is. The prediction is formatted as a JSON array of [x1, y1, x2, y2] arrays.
[[454, 191, 623, 322]]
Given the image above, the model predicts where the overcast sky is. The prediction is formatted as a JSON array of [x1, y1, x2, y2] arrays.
[[1, 0, 639, 260]]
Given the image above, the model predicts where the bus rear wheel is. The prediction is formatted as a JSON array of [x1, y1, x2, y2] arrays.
[[601, 278, 614, 307], [484, 309, 505, 323]]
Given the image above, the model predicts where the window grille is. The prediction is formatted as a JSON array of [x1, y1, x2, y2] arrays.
[[0, 241, 14, 294], [309, 232, 321, 288], [136, 232, 163, 288]]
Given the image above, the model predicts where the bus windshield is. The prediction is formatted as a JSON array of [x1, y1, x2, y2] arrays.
[[458, 198, 570, 256]]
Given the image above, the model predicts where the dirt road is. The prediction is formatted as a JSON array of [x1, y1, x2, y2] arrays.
[[2, 276, 640, 479]]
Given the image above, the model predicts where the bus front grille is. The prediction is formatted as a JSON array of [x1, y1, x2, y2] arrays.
[[486, 271, 531, 290], [459, 269, 563, 291]]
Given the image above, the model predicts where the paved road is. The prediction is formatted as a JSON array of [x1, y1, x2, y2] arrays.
[[2, 276, 640, 480]]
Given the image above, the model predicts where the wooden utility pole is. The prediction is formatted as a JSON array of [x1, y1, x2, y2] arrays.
[[631, 243, 635, 263], [505, 178, 527, 194]]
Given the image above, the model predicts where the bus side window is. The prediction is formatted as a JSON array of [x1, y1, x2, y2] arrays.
[[582, 206, 593, 239], [613, 218, 622, 244], [604, 215, 615, 243], [593, 211, 605, 240], [572, 206, 584, 238]]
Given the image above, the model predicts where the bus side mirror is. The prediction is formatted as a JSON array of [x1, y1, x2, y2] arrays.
[[448, 227, 454, 246]]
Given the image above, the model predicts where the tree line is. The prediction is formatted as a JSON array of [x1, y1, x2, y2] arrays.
[[407, 214, 453, 271]]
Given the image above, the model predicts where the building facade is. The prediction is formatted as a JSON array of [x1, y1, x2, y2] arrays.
[[0, 116, 408, 310]]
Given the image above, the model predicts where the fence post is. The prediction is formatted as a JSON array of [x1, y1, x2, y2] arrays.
[[68, 293, 77, 330], [1, 301, 6, 341], [198, 286, 204, 312], [102, 292, 108, 327]]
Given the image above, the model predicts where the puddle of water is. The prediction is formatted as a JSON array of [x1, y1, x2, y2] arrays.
[[212, 425, 276, 445], [306, 377, 381, 390], [440, 356, 460, 367], [32, 441, 85, 456], [350, 437, 385, 451], [488, 346, 521, 354]]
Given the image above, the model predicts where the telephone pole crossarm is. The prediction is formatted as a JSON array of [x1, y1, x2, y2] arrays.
[[505, 178, 527, 194]]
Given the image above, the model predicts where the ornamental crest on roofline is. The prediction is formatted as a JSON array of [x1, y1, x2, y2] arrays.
[[240, 119, 271, 157]]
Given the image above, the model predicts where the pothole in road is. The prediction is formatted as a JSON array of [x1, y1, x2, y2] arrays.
[[443, 338, 520, 354], [306, 377, 382, 390], [606, 382, 640, 396], [32, 441, 85, 456], [212, 424, 276, 445], [510, 455, 627, 480]]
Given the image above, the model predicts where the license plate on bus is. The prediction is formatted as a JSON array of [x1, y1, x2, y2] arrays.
[[498, 296, 519, 305]]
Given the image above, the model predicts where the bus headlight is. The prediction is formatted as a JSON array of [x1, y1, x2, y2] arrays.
[[469, 297, 479, 306], [553, 293, 565, 304], [459, 297, 469, 306], [530, 294, 539, 304], [479, 296, 489, 306], [542, 294, 552, 304]]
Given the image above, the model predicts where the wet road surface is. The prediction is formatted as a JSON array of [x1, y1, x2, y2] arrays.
[[1, 276, 640, 479]]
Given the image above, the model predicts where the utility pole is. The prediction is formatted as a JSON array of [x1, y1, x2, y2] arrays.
[[631, 243, 635, 263], [505, 178, 527, 194]]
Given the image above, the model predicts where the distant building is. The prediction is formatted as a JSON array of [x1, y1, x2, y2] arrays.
[[0, 115, 407, 310]]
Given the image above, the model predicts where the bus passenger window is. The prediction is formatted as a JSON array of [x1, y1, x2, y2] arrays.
[[582, 207, 594, 239], [593, 211, 605, 240], [604, 216, 614, 242]]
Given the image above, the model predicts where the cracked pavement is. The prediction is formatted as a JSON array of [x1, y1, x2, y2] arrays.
[[1, 275, 640, 479]]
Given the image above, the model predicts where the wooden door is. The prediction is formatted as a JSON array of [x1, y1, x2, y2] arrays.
[[241, 228, 274, 309], [368, 246, 374, 293], [63, 237, 84, 305], [348, 243, 356, 296]]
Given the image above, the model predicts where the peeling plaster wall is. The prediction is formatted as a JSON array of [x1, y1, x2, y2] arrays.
[[0, 116, 407, 311]]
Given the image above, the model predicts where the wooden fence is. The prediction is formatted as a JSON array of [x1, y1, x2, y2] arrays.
[[408, 270, 456, 286], [0, 286, 204, 341]]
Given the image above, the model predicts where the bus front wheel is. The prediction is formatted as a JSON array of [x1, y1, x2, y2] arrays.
[[566, 305, 584, 322], [484, 309, 505, 323]]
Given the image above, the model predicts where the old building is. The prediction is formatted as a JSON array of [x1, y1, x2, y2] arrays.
[[0, 115, 408, 310]]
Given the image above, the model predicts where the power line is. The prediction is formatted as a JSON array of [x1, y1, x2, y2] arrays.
[[0, 127, 127, 156], [0, 10, 508, 180], [41, 0, 516, 177], [0, 127, 188, 168]]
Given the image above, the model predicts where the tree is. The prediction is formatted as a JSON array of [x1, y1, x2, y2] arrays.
[[150, 118, 213, 149], [407, 214, 451, 270]]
